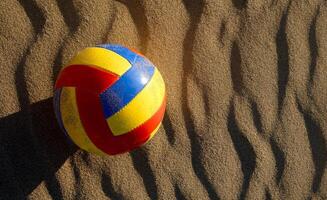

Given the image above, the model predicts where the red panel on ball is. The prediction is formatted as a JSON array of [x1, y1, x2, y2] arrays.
[[120, 95, 167, 150], [55, 55, 165, 155], [76, 87, 166, 155], [55, 65, 119, 93]]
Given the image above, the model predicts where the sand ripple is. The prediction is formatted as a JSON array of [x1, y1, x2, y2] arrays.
[[0, 0, 326, 199]]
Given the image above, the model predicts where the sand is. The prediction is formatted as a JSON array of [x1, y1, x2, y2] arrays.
[[0, 0, 326, 199]]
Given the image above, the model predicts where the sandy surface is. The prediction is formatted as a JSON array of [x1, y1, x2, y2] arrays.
[[0, 0, 326, 199]]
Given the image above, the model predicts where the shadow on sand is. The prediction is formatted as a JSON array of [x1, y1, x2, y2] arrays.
[[0, 98, 77, 199]]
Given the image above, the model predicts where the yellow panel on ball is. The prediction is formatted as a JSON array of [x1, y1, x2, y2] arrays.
[[54, 44, 167, 155], [60, 87, 106, 155], [147, 123, 161, 141], [67, 47, 132, 75], [107, 69, 165, 136]]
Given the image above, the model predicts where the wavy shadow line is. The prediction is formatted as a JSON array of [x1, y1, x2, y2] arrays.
[[80, 151, 92, 168], [265, 188, 272, 200], [52, 45, 65, 83], [232, 0, 247, 10], [270, 137, 285, 184], [102, 4, 117, 43], [202, 88, 211, 115], [249, 99, 263, 134], [130, 149, 158, 200], [271, 6, 290, 182], [115, 0, 149, 53], [181, 0, 220, 199], [15, 50, 31, 110], [218, 20, 227, 46], [14, 2, 65, 196], [296, 98, 326, 193], [182, 96, 220, 199], [230, 41, 243, 94], [227, 102, 256, 200], [16, 0, 45, 108], [276, 8, 290, 116], [56, 0, 79, 33], [18, 0, 46, 36], [44, 175, 64, 200], [13, 2, 48, 196], [308, 8, 319, 92], [52, 0, 81, 82], [174, 184, 187, 200], [71, 157, 82, 199], [52, 1, 116, 82], [162, 113, 176, 145], [101, 173, 124, 200]]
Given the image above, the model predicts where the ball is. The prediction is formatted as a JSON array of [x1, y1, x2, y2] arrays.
[[53, 44, 166, 155]]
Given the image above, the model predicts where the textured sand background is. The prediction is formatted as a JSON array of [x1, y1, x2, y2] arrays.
[[0, 0, 326, 199]]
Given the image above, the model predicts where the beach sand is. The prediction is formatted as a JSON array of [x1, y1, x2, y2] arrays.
[[0, 0, 326, 199]]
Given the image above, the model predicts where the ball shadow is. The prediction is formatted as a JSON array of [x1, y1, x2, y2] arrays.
[[0, 97, 77, 198]]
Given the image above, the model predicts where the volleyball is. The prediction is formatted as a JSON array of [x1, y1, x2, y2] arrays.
[[53, 44, 166, 155]]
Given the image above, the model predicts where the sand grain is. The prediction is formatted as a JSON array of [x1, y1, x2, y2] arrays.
[[0, 0, 326, 199]]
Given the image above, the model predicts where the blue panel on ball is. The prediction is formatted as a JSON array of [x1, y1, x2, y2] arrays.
[[53, 88, 69, 138], [100, 61, 155, 118]]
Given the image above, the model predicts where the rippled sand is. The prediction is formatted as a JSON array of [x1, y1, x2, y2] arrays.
[[0, 0, 326, 199]]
